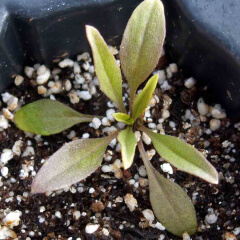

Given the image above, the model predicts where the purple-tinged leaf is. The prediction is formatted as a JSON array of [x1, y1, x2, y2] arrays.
[[120, 0, 165, 107], [138, 140, 197, 237], [140, 126, 219, 184], [32, 134, 117, 193], [15, 99, 94, 136]]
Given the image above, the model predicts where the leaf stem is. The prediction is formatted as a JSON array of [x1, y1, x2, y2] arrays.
[[129, 88, 136, 114], [118, 101, 127, 114], [137, 139, 151, 172], [136, 123, 149, 133], [108, 130, 120, 140]]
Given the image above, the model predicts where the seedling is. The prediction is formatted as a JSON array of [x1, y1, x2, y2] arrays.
[[14, 0, 218, 237]]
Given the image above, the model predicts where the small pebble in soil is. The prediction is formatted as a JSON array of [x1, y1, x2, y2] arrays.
[[85, 224, 100, 234], [59, 59, 74, 68], [210, 104, 226, 119], [91, 117, 102, 129], [73, 210, 81, 220], [1, 166, 9, 177], [142, 209, 155, 221], [24, 66, 34, 78], [169, 63, 178, 73], [197, 98, 209, 116], [233, 227, 240, 236], [182, 232, 191, 240], [89, 187, 95, 194], [55, 211, 62, 219], [3, 210, 22, 228], [184, 77, 196, 89], [224, 232, 237, 240], [124, 193, 138, 212], [134, 131, 141, 142], [138, 165, 147, 177], [14, 75, 24, 86], [101, 165, 113, 173], [79, 90, 91, 100], [161, 109, 170, 119], [205, 208, 218, 224], [82, 133, 90, 139], [0, 114, 8, 129], [1, 149, 13, 164], [0, 226, 17, 239], [209, 119, 221, 131], [160, 163, 173, 174], [106, 109, 116, 122], [142, 132, 151, 145]]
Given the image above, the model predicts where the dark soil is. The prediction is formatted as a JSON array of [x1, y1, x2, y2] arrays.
[[0, 52, 239, 240]]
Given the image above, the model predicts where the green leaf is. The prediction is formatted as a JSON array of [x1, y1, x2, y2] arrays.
[[141, 127, 219, 184], [138, 141, 197, 236], [147, 163, 197, 236], [120, 0, 165, 100], [132, 74, 158, 120], [14, 99, 94, 136], [86, 25, 126, 113], [118, 127, 137, 169], [113, 112, 134, 125], [149, 168, 197, 236], [32, 134, 117, 193]]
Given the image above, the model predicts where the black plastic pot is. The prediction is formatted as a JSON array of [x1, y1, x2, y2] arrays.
[[0, 0, 239, 116]]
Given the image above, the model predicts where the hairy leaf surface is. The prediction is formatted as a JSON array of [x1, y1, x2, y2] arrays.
[[86, 25, 126, 113], [138, 141, 197, 236], [118, 127, 137, 169], [32, 134, 117, 193], [141, 127, 219, 184], [132, 74, 158, 120], [14, 99, 94, 136], [120, 0, 165, 96]]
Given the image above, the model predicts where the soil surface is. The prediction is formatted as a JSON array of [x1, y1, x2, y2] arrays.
[[0, 49, 239, 240]]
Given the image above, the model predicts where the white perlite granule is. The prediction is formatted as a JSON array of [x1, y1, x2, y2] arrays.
[[210, 104, 226, 119], [197, 98, 209, 116], [142, 209, 155, 221], [73, 210, 81, 220], [36, 65, 51, 84], [92, 117, 102, 129], [0, 226, 17, 239], [1, 149, 14, 164], [12, 140, 23, 156], [142, 132, 151, 145], [14, 75, 24, 86], [1, 166, 9, 177], [78, 91, 91, 100], [3, 210, 22, 228], [85, 224, 99, 234], [124, 193, 138, 212], [182, 232, 191, 240], [3, 108, 14, 120], [138, 165, 147, 177], [184, 77, 196, 89], [205, 208, 218, 224], [59, 59, 74, 68], [210, 119, 221, 131], [160, 163, 173, 174], [55, 211, 62, 219], [0, 115, 8, 129], [106, 109, 115, 122], [24, 66, 35, 78]]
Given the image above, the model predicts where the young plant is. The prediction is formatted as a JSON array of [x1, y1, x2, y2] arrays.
[[14, 0, 218, 237]]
